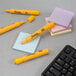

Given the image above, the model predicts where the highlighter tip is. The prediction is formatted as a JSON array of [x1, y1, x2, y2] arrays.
[[20, 42, 24, 45], [20, 40, 28, 44], [4, 9, 9, 12], [20, 42, 25, 45]]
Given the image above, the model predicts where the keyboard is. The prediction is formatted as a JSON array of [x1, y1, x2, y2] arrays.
[[41, 45, 76, 76]]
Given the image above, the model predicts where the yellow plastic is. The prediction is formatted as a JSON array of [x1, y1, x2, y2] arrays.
[[21, 22, 55, 44], [27, 15, 35, 22], [0, 21, 26, 34], [14, 48, 49, 64], [4, 9, 40, 15]]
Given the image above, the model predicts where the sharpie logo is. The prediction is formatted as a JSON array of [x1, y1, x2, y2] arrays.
[[25, 11, 28, 14], [41, 28, 45, 32], [14, 11, 22, 14], [31, 33, 40, 37]]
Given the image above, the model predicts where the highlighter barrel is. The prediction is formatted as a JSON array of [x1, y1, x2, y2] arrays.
[[0, 21, 26, 34], [21, 22, 55, 44], [4, 9, 40, 16], [14, 48, 49, 64]]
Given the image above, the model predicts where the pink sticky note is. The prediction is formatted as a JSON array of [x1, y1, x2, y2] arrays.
[[51, 24, 72, 33], [49, 7, 74, 27], [45, 17, 72, 33]]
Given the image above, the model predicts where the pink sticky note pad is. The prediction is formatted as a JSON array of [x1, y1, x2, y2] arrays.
[[45, 17, 72, 33], [51, 24, 72, 33], [49, 7, 74, 27]]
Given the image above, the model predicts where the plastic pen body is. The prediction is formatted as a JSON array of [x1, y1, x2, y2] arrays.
[[21, 22, 55, 44], [14, 49, 49, 64], [0, 21, 26, 34]]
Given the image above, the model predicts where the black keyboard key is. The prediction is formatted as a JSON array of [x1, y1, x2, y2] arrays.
[[72, 53, 76, 59], [64, 47, 71, 54], [50, 67, 61, 76], [60, 54, 67, 60], [73, 71, 76, 76], [69, 67, 74, 72], [70, 60, 76, 66], [65, 57, 71, 63], [74, 65, 76, 68], [61, 69, 67, 74], [56, 58, 65, 66], [53, 63, 62, 70], [46, 71, 54, 76], [66, 72, 72, 76], [64, 63, 69, 69]]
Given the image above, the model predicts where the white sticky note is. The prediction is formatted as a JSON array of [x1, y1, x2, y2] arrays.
[[50, 29, 72, 36], [13, 32, 40, 53]]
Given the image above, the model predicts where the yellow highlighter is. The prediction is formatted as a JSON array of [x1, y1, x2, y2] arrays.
[[27, 15, 35, 22], [14, 48, 49, 64], [21, 22, 55, 44], [0, 20, 26, 34], [4, 9, 40, 16]]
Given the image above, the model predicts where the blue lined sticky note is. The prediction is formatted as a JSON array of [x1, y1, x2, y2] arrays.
[[13, 32, 40, 53]]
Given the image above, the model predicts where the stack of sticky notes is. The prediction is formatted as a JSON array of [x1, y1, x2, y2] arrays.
[[45, 7, 74, 36], [13, 32, 40, 53]]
